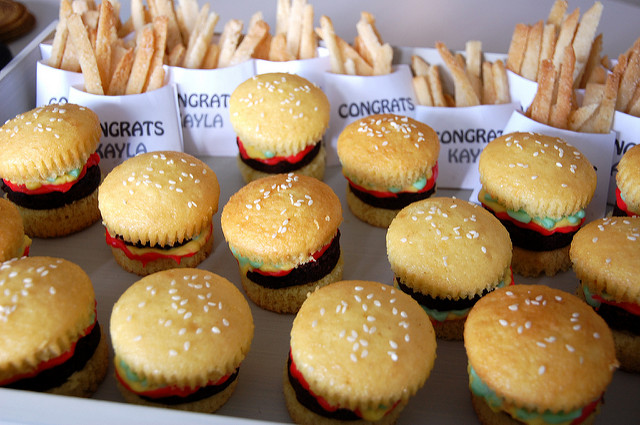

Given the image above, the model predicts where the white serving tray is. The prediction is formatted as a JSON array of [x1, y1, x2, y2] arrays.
[[0, 25, 638, 425]]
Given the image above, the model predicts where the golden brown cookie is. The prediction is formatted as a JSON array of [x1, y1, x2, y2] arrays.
[[98, 151, 220, 275], [464, 284, 617, 424], [221, 173, 343, 313], [0, 256, 107, 396], [570, 216, 640, 372], [386, 197, 512, 340], [337, 114, 440, 228], [110, 268, 254, 412], [229, 73, 330, 182], [285, 280, 436, 424]]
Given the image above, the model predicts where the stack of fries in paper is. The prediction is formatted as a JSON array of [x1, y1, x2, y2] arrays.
[[506, 0, 627, 133], [48, 0, 168, 95], [315, 12, 393, 76], [411, 41, 510, 107]]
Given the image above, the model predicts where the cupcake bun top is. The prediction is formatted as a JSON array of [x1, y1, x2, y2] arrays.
[[0, 256, 96, 382], [386, 197, 512, 299], [290, 280, 436, 412], [221, 173, 342, 268], [98, 151, 220, 246], [464, 284, 617, 414], [229, 73, 330, 156], [616, 144, 640, 212], [337, 114, 439, 190], [0, 199, 28, 262], [570, 216, 640, 303], [0, 103, 101, 185], [479, 132, 596, 219], [110, 268, 254, 389]]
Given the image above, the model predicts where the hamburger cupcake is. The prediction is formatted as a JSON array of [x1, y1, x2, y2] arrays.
[[285, 280, 436, 424], [613, 144, 640, 217], [221, 173, 343, 313], [0, 103, 102, 237], [478, 132, 596, 277], [337, 113, 439, 228], [110, 268, 254, 412], [98, 151, 220, 276], [464, 284, 618, 425], [0, 198, 31, 261], [570, 216, 640, 372], [386, 197, 513, 340], [0, 256, 108, 397], [229, 72, 330, 183]]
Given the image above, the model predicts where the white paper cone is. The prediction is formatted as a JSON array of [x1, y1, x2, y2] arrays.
[[36, 60, 84, 107], [167, 60, 255, 156], [323, 64, 416, 165], [68, 83, 183, 173], [415, 102, 518, 189]]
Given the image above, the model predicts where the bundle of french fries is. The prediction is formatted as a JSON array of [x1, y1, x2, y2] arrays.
[[49, 0, 167, 95], [525, 42, 621, 133], [316, 12, 393, 76], [506, 0, 606, 88], [264, 0, 318, 61], [614, 37, 640, 118], [411, 41, 510, 107]]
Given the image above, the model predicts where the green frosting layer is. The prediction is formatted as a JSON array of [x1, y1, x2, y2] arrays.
[[118, 359, 148, 388], [484, 192, 585, 230], [468, 365, 583, 424]]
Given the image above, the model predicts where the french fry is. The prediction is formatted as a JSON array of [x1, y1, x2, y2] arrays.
[[95, 0, 115, 90], [49, 0, 73, 69], [482, 61, 496, 105], [176, 0, 199, 43], [201, 43, 220, 69], [107, 46, 134, 95], [252, 33, 272, 60], [568, 103, 598, 131], [286, 0, 305, 58], [229, 19, 269, 66], [318, 15, 344, 74], [184, 3, 211, 60], [627, 86, 640, 116], [583, 82, 605, 105], [427, 64, 447, 107], [67, 12, 104, 94], [549, 46, 575, 129], [130, 0, 146, 32], [298, 4, 316, 60], [275, 0, 290, 35], [582, 64, 620, 133], [528, 59, 556, 124], [547, 0, 568, 30], [520, 20, 543, 81], [436, 41, 480, 107], [335, 36, 373, 76], [143, 16, 168, 92], [492, 60, 510, 104], [125, 25, 154, 95], [217, 19, 243, 68], [571, 2, 603, 85], [184, 10, 218, 68], [539, 23, 557, 65], [269, 33, 295, 62], [616, 51, 640, 112], [60, 37, 81, 72], [168, 42, 186, 66], [413, 76, 433, 106], [411, 55, 430, 77], [551, 8, 579, 69], [153, 0, 182, 51], [465, 40, 482, 99], [579, 33, 604, 88], [344, 58, 357, 75], [506, 23, 529, 74]]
